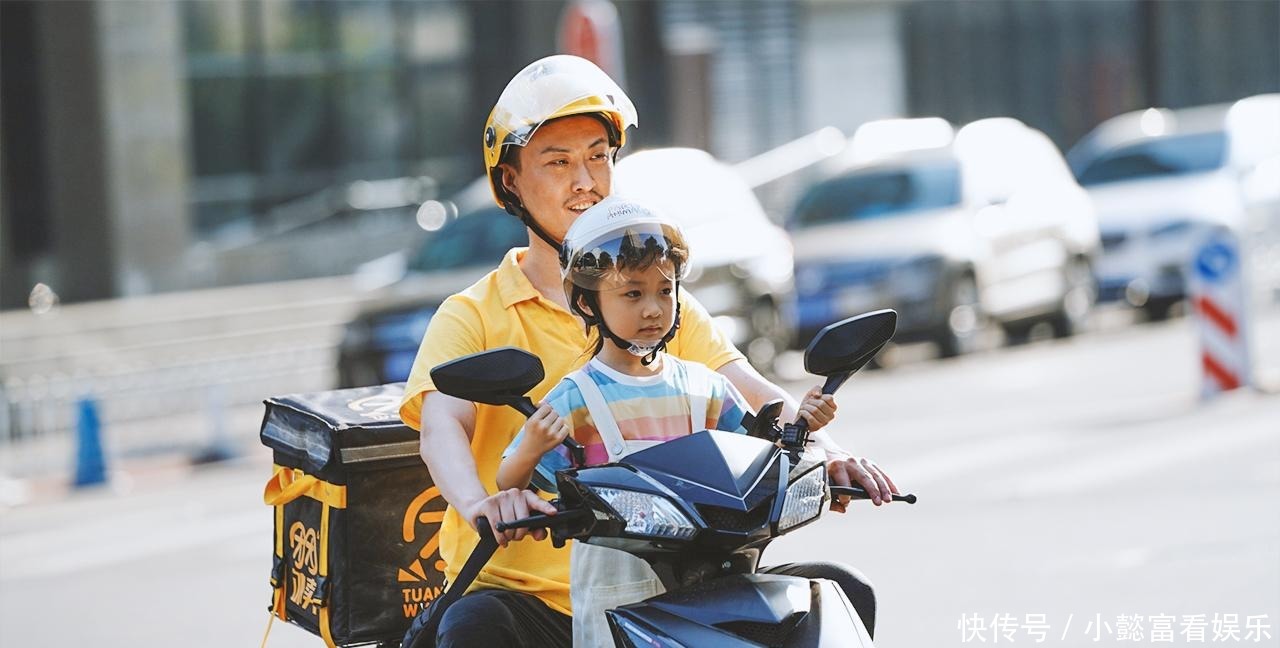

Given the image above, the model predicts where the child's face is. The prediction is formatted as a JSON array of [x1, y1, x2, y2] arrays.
[[594, 262, 677, 344]]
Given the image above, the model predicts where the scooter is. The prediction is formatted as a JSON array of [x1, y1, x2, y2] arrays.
[[404, 309, 915, 647]]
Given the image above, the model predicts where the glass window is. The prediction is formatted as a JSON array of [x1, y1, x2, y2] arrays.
[[188, 76, 249, 176], [338, 1, 395, 62], [791, 161, 962, 229], [261, 0, 331, 53], [183, 0, 245, 57], [404, 3, 467, 64], [181, 0, 475, 238], [1076, 132, 1228, 186], [410, 69, 468, 163], [339, 68, 402, 165], [262, 74, 337, 174]]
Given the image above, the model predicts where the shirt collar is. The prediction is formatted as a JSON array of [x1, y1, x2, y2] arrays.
[[497, 247, 541, 309]]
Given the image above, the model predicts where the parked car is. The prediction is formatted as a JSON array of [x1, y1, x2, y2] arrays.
[[1067, 94, 1280, 319], [337, 148, 795, 387], [336, 200, 524, 388], [788, 117, 1100, 357]]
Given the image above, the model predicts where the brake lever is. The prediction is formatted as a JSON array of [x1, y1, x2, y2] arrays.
[[830, 485, 917, 504], [563, 437, 586, 467]]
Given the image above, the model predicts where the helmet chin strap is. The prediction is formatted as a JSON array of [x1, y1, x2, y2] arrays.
[[582, 286, 683, 367], [509, 199, 563, 249]]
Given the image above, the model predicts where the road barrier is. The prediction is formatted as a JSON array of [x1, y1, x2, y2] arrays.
[[1189, 227, 1252, 398], [72, 397, 107, 487]]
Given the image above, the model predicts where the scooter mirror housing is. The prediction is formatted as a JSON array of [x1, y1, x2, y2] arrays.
[[430, 347, 586, 465], [430, 346, 545, 414], [804, 309, 897, 395], [805, 309, 896, 376]]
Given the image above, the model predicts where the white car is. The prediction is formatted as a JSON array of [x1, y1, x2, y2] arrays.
[[788, 117, 1100, 357], [1067, 94, 1280, 319], [338, 148, 797, 386]]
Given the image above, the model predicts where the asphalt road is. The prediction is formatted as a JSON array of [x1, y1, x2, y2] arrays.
[[1, 307, 1277, 647]]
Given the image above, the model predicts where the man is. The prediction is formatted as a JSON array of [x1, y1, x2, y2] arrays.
[[400, 55, 898, 647]]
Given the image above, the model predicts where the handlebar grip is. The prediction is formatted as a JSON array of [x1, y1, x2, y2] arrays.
[[494, 508, 590, 533], [495, 513, 555, 533], [830, 485, 917, 504]]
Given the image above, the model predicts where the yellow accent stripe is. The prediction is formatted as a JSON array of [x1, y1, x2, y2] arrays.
[[319, 606, 338, 648], [264, 465, 347, 509], [318, 500, 337, 648], [274, 501, 284, 557], [319, 502, 331, 577]]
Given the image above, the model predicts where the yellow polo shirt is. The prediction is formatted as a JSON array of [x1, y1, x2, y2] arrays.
[[399, 247, 744, 615]]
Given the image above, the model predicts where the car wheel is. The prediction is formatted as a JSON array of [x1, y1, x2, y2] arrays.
[[1049, 257, 1095, 338], [1143, 296, 1179, 321], [936, 274, 986, 358]]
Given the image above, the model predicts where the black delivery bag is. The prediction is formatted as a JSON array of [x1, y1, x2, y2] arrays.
[[260, 383, 447, 647]]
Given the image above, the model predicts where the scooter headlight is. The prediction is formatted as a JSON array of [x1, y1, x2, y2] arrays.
[[593, 487, 697, 540], [778, 465, 828, 532]]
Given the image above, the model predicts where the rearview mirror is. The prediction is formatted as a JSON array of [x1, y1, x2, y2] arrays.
[[804, 309, 897, 394], [429, 347, 544, 416]]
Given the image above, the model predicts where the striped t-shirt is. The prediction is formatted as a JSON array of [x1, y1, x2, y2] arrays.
[[504, 354, 751, 493]]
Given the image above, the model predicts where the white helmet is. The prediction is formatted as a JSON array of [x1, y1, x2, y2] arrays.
[[559, 196, 690, 362], [560, 196, 690, 292]]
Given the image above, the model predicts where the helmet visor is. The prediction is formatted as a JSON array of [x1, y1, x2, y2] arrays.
[[563, 222, 689, 291], [490, 55, 638, 150]]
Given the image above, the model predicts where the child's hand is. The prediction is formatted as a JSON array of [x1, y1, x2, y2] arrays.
[[797, 386, 837, 431], [519, 402, 571, 458]]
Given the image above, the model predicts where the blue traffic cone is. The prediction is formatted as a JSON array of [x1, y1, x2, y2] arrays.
[[73, 397, 108, 487]]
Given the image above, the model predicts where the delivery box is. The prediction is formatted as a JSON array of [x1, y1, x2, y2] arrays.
[[260, 383, 445, 647]]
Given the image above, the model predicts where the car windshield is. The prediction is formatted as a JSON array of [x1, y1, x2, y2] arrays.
[[408, 207, 526, 272], [1076, 131, 1227, 187], [791, 161, 961, 228]]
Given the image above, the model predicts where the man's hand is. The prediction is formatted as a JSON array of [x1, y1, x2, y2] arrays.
[[462, 488, 558, 547], [826, 456, 898, 512], [796, 386, 838, 431], [519, 402, 571, 458]]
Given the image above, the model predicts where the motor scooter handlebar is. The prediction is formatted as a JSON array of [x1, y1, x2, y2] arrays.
[[494, 508, 592, 533], [830, 485, 917, 504]]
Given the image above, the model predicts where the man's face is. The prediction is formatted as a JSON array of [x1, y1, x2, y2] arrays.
[[500, 115, 613, 242]]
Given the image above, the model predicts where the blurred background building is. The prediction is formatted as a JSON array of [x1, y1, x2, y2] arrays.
[[3, 0, 1277, 309]]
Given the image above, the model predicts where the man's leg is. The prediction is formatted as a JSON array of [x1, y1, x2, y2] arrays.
[[760, 561, 876, 638], [435, 589, 572, 648]]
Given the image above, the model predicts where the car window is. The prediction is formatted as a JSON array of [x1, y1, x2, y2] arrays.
[[1076, 131, 1227, 186], [407, 207, 526, 272], [791, 161, 961, 228]]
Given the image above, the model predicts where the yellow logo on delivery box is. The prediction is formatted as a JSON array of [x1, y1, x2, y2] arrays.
[[288, 521, 322, 615], [399, 486, 448, 618]]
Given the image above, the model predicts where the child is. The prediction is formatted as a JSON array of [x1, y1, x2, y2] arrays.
[[496, 196, 836, 646]]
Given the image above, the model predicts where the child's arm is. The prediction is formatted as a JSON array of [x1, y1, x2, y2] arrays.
[[497, 402, 571, 490], [795, 386, 837, 431]]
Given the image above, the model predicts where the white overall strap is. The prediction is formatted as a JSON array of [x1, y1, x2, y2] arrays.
[[682, 360, 710, 433], [565, 370, 629, 463]]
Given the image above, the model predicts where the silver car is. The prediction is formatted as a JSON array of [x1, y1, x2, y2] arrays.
[[789, 117, 1100, 357], [1068, 94, 1280, 320]]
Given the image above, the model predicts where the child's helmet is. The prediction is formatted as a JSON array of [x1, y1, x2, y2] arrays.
[[559, 196, 689, 363]]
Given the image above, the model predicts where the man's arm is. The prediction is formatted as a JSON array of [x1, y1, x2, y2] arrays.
[[419, 391, 556, 546], [716, 358, 898, 510]]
